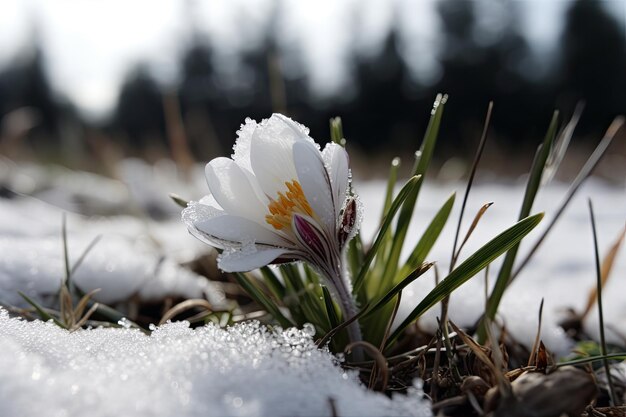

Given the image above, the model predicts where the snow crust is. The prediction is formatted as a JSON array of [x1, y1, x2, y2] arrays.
[[0, 311, 431, 417]]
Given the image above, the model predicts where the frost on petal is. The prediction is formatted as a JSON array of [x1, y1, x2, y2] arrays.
[[232, 117, 257, 171], [249, 118, 300, 199], [272, 113, 312, 139], [293, 141, 336, 234], [205, 157, 268, 225], [182, 201, 229, 248], [218, 247, 291, 272], [195, 214, 294, 248], [182, 200, 222, 230], [322, 142, 350, 215]]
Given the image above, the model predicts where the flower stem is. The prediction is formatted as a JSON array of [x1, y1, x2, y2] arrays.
[[332, 270, 364, 362]]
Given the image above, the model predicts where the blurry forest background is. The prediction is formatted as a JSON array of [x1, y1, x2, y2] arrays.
[[1, 0, 625, 179]]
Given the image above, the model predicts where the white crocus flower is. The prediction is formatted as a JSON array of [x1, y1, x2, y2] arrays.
[[183, 114, 362, 343]]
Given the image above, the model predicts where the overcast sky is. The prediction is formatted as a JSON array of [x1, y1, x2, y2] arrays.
[[1, 0, 622, 120]]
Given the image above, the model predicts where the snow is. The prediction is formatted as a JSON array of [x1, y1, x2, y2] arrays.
[[0, 311, 431, 417], [0, 158, 218, 308], [0, 234, 224, 307]]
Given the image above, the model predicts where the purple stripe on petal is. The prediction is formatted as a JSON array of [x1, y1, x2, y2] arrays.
[[292, 214, 331, 263]]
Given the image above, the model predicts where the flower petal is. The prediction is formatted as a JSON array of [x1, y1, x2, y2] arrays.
[[249, 115, 301, 199], [322, 142, 350, 215], [272, 113, 311, 138], [218, 247, 291, 272], [232, 117, 257, 171], [205, 157, 268, 224], [293, 140, 336, 233], [195, 214, 294, 248], [182, 201, 227, 248]]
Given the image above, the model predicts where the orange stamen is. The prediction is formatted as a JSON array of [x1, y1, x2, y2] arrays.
[[265, 180, 314, 230]]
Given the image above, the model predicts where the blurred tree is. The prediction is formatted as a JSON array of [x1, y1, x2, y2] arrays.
[[0, 46, 61, 142], [558, 0, 626, 135], [178, 41, 223, 158], [433, 0, 547, 154], [344, 27, 420, 153], [181, 42, 217, 105], [95, 0, 623, 168], [112, 66, 166, 152]]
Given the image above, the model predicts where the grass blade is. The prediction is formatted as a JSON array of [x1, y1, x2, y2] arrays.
[[347, 236, 365, 294], [589, 199, 618, 406], [316, 303, 370, 348], [364, 262, 434, 318], [159, 299, 215, 325], [449, 321, 499, 378], [233, 272, 294, 328], [442, 102, 492, 357], [74, 288, 101, 319], [511, 116, 625, 281], [353, 175, 422, 293], [453, 202, 494, 265], [382, 94, 447, 285], [18, 291, 66, 328], [322, 286, 340, 329], [278, 264, 328, 328], [396, 192, 455, 283], [481, 111, 559, 335], [527, 298, 545, 367], [581, 224, 626, 320], [382, 158, 401, 220], [88, 302, 146, 332], [557, 353, 626, 367], [372, 158, 402, 277], [70, 235, 102, 277], [62, 213, 71, 287], [543, 103, 583, 185], [449, 102, 493, 271], [280, 264, 305, 292], [169, 193, 189, 209], [388, 212, 544, 346], [260, 266, 286, 301], [379, 292, 402, 353]]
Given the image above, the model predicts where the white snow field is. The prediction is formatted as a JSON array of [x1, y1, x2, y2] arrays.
[[357, 178, 626, 354], [0, 312, 431, 417], [0, 158, 624, 417]]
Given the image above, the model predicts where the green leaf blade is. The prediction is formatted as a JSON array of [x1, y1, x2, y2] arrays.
[[396, 192, 456, 284], [485, 112, 558, 325], [233, 272, 294, 328], [382, 94, 447, 285], [352, 175, 422, 293], [389, 212, 544, 346]]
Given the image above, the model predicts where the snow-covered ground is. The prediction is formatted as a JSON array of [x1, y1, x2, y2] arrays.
[[357, 177, 626, 354], [0, 158, 624, 416], [0, 312, 431, 417]]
